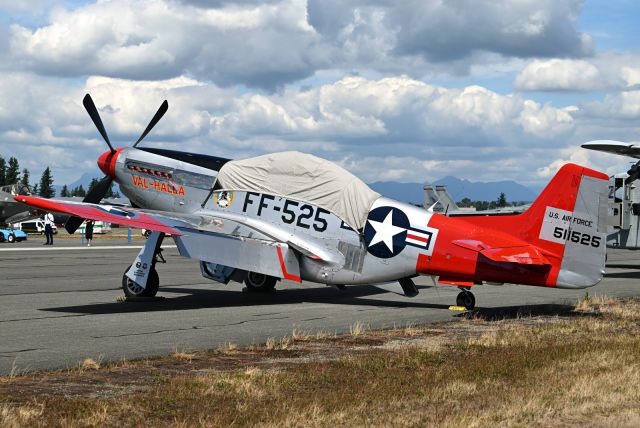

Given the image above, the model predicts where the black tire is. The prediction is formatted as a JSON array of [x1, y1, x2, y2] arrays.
[[7, 233, 15, 243], [244, 272, 277, 292], [0, 233, 4, 243], [456, 290, 475, 310], [122, 265, 159, 298]]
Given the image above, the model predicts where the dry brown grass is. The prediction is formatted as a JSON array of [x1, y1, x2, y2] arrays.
[[79, 357, 101, 371], [2, 297, 640, 426], [0, 403, 44, 428], [349, 320, 367, 336], [172, 349, 197, 362], [216, 341, 238, 354], [264, 336, 293, 351]]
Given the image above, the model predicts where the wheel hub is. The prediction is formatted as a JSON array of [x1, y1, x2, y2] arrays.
[[125, 278, 145, 296], [248, 272, 267, 288]]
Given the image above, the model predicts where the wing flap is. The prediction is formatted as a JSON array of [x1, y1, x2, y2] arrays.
[[175, 230, 301, 282]]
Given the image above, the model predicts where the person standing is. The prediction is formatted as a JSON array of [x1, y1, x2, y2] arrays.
[[43, 212, 55, 245], [85, 220, 94, 247]]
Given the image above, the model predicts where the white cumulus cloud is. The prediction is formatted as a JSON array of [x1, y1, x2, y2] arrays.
[[6, 0, 594, 89], [515, 54, 640, 92]]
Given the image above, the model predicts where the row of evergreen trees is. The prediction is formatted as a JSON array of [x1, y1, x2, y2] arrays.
[[59, 179, 119, 198], [457, 193, 529, 210], [0, 155, 55, 197], [0, 154, 119, 199]]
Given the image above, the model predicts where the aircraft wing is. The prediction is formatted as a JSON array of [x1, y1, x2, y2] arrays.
[[14, 196, 341, 281], [14, 196, 182, 235], [582, 140, 640, 159]]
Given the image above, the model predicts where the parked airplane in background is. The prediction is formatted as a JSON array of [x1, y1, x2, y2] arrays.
[[15, 96, 609, 310], [583, 140, 640, 249], [582, 140, 640, 184], [0, 184, 35, 225]]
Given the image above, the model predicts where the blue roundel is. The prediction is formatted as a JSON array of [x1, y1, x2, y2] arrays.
[[363, 206, 409, 258]]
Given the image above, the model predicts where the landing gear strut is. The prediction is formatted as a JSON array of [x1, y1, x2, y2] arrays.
[[122, 231, 166, 298], [456, 288, 475, 310]]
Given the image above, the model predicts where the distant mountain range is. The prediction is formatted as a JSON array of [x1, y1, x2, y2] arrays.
[[53, 172, 96, 195], [370, 176, 539, 205]]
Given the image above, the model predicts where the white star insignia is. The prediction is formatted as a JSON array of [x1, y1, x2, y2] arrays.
[[368, 211, 405, 252]]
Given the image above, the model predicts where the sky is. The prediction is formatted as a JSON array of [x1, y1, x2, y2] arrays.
[[0, 0, 638, 188]]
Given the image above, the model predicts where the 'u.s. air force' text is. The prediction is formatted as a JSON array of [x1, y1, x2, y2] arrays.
[[547, 210, 600, 248], [547, 211, 594, 228]]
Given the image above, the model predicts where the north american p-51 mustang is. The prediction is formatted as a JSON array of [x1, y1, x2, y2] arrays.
[[16, 96, 609, 309]]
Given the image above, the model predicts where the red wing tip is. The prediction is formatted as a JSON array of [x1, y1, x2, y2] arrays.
[[14, 195, 40, 205]]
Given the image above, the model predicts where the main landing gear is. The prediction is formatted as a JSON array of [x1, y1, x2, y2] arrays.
[[456, 288, 476, 310], [244, 272, 277, 292], [122, 231, 166, 298]]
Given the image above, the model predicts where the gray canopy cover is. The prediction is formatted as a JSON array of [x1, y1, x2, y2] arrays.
[[216, 151, 380, 230]]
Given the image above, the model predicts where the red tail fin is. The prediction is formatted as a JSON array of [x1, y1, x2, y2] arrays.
[[458, 164, 609, 287]]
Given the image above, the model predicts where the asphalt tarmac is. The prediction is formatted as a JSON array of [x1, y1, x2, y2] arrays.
[[1, 235, 640, 375]]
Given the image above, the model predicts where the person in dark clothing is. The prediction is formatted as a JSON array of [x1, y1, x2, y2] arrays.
[[85, 220, 94, 247], [43, 212, 55, 245]]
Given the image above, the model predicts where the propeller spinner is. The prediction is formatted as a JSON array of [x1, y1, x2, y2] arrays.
[[65, 95, 169, 234]]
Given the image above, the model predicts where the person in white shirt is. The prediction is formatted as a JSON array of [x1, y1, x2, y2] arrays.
[[43, 212, 55, 245]]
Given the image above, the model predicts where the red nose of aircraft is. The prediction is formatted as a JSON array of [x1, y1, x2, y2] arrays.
[[97, 148, 122, 177]]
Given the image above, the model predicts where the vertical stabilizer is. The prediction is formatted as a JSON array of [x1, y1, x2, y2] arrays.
[[458, 164, 609, 288]]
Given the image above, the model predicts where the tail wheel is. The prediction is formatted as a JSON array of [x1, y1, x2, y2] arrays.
[[456, 290, 475, 310], [7, 233, 15, 243], [245, 272, 277, 292], [122, 265, 159, 298]]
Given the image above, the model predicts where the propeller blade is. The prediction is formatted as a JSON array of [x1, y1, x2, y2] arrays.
[[83, 94, 115, 153], [64, 175, 113, 234], [64, 215, 85, 235], [133, 100, 168, 147]]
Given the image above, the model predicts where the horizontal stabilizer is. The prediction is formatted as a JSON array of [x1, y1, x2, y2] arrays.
[[452, 239, 550, 265]]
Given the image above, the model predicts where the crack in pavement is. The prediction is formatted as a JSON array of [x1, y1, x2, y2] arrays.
[[0, 313, 90, 323], [90, 315, 290, 339], [300, 317, 327, 322], [0, 348, 45, 356]]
